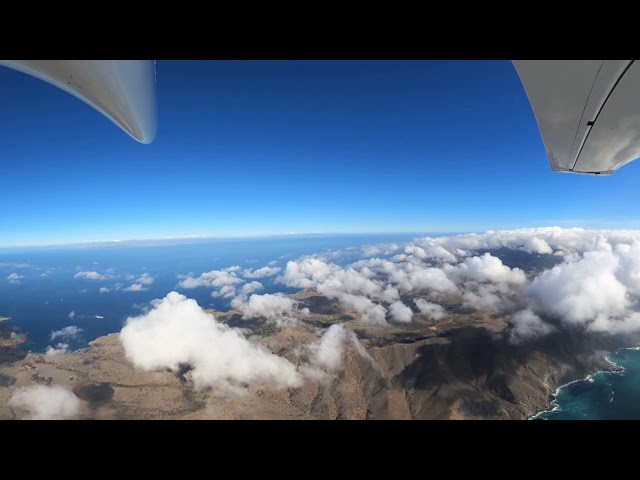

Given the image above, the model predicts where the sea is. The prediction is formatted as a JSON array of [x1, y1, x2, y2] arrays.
[[0, 233, 417, 354], [535, 347, 640, 420]]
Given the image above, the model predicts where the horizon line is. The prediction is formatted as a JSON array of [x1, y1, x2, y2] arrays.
[[0, 230, 467, 250]]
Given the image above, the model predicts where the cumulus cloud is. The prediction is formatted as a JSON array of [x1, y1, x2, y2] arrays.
[[414, 299, 446, 321], [137, 273, 155, 285], [46, 343, 69, 356], [338, 293, 388, 324], [388, 301, 413, 323], [524, 236, 553, 255], [590, 312, 640, 334], [310, 324, 374, 371], [452, 253, 527, 285], [120, 292, 302, 390], [9, 385, 81, 420], [243, 266, 282, 278], [462, 283, 517, 312], [387, 265, 458, 294], [211, 285, 237, 299], [271, 227, 640, 338], [178, 268, 243, 289], [0, 262, 30, 269], [74, 271, 109, 281], [241, 281, 264, 295], [67, 311, 76, 320], [99, 287, 110, 294], [527, 243, 627, 325], [231, 293, 301, 325], [88, 228, 640, 359], [404, 243, 457, 263], [509, 309, 555, 343], [7, 273, 23, 283], [362, 243, 400, 257], [50, 325, 83, 341], [123, 283, 146, 292], [281, 258, 338, 289]]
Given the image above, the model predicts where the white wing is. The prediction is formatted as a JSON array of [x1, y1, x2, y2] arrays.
[[0, 60, 157, 144], [513, 60, 640, 175]]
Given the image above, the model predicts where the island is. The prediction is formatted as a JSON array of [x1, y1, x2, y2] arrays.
[[1, 288, 637, 420]]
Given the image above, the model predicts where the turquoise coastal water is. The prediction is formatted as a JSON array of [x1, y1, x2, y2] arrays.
[[537, 347, 640, 420]]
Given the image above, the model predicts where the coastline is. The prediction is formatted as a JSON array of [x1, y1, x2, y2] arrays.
[[530, 346, 634, 420]]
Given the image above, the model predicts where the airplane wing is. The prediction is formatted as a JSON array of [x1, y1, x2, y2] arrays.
[[0, 60, 157, 144], [512, 60, 640, 175]]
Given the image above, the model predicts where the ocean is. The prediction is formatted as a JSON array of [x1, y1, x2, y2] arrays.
[[536, 347, 640, 420], [0, 233, 418, 353]]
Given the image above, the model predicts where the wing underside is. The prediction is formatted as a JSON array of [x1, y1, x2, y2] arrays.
[[0, 60, 157, 144], [513, 60, 640, 175]]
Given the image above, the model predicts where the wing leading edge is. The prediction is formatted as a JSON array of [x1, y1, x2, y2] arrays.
[[0, 60, 157, 144], [513, 60, 640, 175]]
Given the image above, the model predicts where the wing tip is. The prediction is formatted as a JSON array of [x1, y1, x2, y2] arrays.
[[551, 165, 614, 176]]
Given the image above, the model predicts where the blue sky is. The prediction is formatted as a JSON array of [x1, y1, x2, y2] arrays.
[[2, 60, 640, 247]]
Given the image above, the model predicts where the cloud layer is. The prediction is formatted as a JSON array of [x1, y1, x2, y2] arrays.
[[274, 227, 640, 340], [165, 227, 640, 363]]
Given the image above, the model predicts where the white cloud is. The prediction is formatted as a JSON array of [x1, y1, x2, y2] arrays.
[[46, 343, 69, 356], [281, 258, 338, 289], [50, 325, 83, 341], [243, 266, 282, 278], [362, 243, 399, 257], [0, 262, 30, 269], [99, 287, 110, 294], [311, 325, 348, 370], [524, 236, 553, 255], [74, 271, 109, 281], [7, 273, 23, 283], [388, 265, 458, 294], [509, 309, 555, 343], [168, 228, 640, 339], [137, 273, 155, 285], [462, 283, 516, 312], [9, 385, 81, 420], [67, 311, 76, 320], [388, 301, 413, 323], [120, 292, 302, 390], [414, 299, 446, 321], [178, 269, 243, 289], [211, 284, 237, 299], [590, 312, 640, 334], [337, 293, 387, 324], [527, 243, 627, 325], [405, 243, 457, 263], [310, 324, 374, 371], [123, 283, 146, 292], [231, 293, 301, 325], [450, 253, 527, 285], [241, 281, 264, 295]]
